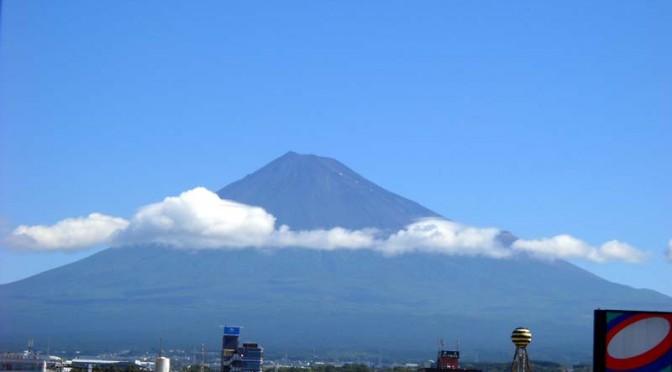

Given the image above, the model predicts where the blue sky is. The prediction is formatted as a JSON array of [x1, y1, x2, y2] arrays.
[[1, 1, 671, 295]]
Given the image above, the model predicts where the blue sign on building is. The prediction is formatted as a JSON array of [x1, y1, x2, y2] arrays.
[[223, 326, 241, 335]]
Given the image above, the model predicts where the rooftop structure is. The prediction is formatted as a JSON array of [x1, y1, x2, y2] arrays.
[[417, 342, 481, 372]]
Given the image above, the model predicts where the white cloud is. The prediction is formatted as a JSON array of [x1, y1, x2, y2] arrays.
[[271, 225, 378, 250], [512, 235, 592, 260], [666, 239, 672, 262], [378, 219, 511, 258], [512, 235, 647, 263], [5, 187, 377, 252], [117, 187, 276, 248], [598, 240, 648, 263], [6, 213, 129, 251], [4, 187, 650, 265]]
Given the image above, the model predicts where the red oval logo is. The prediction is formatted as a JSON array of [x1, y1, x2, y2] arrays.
[[606, 314, 672, 370]]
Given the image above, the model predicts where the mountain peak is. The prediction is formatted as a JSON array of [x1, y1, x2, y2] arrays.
[[218, 152, 440, 230], [280, 150, 306, 157], [276, 150, 309, 160], [269, 151, 344, 170]]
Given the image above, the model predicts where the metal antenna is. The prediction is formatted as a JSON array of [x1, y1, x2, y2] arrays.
[[200, 343, 206, 372], [378, 349, 382, 369]]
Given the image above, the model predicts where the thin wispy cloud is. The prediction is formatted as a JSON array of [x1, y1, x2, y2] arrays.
[[666, 239, 672, 262], [5, 187, 649, 264]]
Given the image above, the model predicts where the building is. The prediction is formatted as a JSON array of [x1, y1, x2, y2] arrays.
[[0, 341, 66, 372], [221, 326, 263, 372], [0, 352, 49, 372], [418, 345, 481, 372]]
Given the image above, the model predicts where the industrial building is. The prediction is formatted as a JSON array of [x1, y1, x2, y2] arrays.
[[0, 340, 66, 372]]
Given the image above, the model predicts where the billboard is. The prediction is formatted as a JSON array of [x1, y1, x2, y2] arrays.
[[594, 309, 672, 371], [223, 326, 241, 336]]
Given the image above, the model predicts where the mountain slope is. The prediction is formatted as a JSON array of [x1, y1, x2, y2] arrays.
[[218, 152, 440, 230], [1, 246, 670, 361], [1, 152, 671, 362]]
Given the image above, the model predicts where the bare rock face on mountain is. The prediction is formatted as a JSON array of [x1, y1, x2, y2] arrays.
[[1, 152, 671, 362]]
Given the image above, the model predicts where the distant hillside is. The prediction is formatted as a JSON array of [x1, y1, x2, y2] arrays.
[[1, 152, 671, 362]]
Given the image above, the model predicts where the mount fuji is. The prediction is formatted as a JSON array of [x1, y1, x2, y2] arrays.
[[1, 152, 670, 362]]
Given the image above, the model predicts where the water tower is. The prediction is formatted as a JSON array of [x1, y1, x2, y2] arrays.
[[510, 327, 532, 372]]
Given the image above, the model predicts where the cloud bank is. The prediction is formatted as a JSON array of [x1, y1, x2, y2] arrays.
[[5, 187, 649, 263], [117, 188, 276, 248], [379, 219, 511, 258], [7, 213, 129, 251], [511, 235, 647, 263]]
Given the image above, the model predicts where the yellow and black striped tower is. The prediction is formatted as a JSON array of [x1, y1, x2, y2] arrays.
[[510, 327, 532, 372]]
